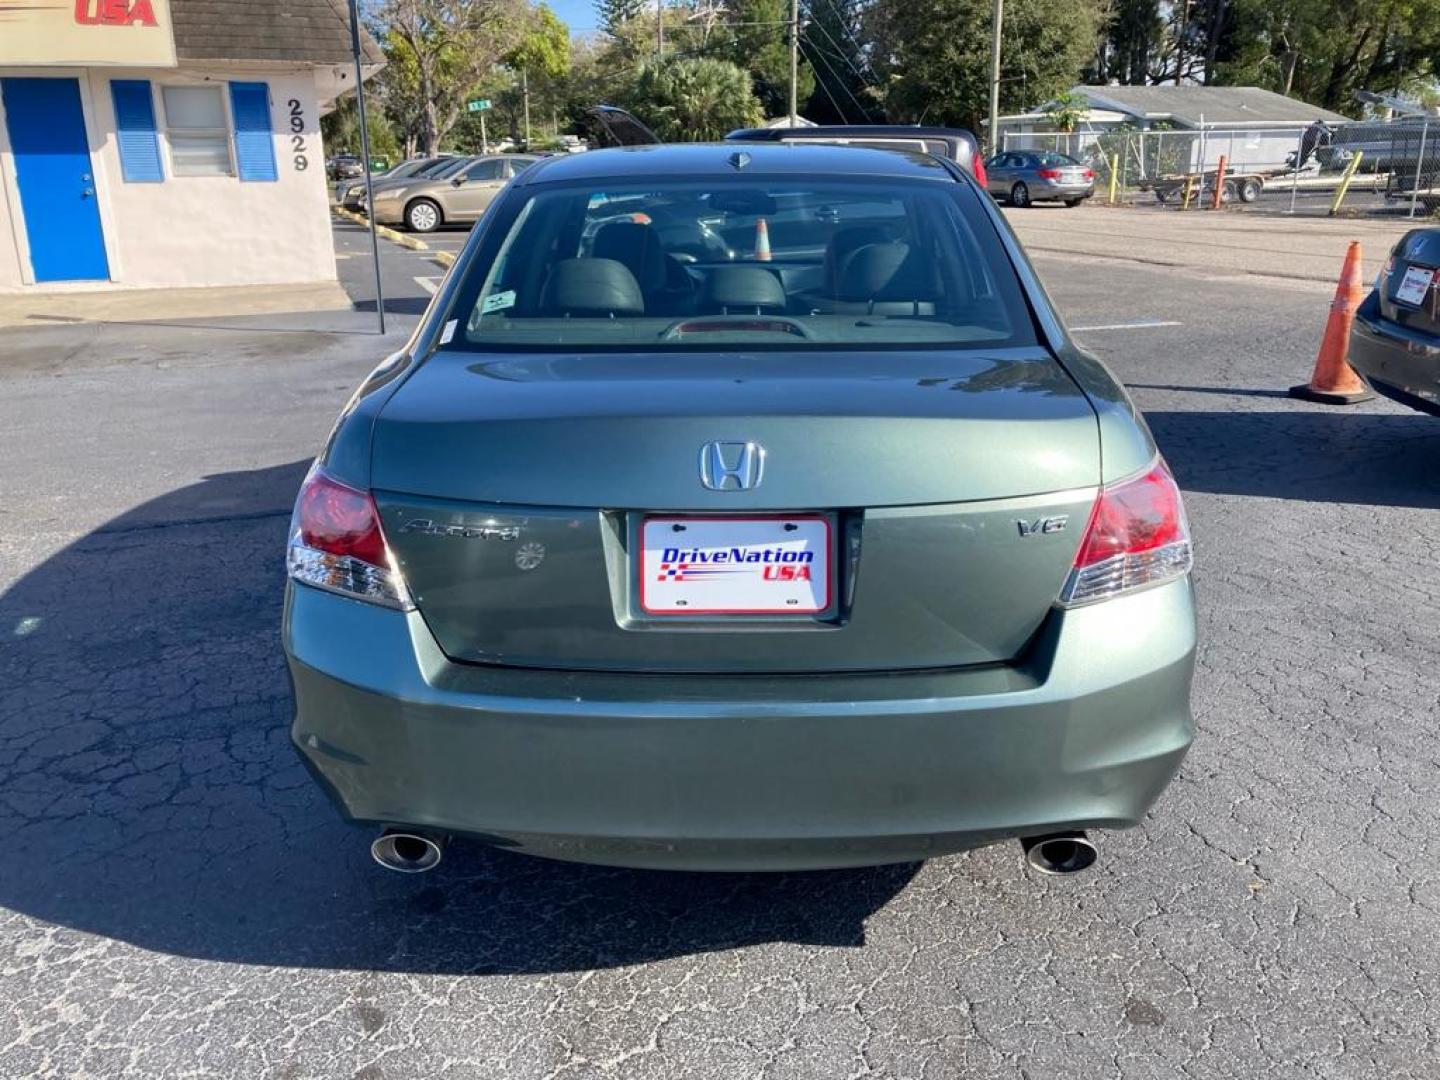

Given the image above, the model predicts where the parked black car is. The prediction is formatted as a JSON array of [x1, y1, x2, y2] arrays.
[[577, 107, 989, 185], [727, 124, 988, 183], [1350, 227, 1440, 416], [327, 154, 363, 181]]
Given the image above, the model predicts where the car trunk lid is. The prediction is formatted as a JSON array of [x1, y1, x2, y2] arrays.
[[371, 348, 1100, 673], [1385, 230, 1440, 337]]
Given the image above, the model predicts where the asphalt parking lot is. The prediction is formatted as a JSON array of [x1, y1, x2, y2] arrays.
[[2, 212, 1438, 1079]]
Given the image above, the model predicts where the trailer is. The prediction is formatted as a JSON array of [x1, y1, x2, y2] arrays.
[[1147, 168, 1270, 206]]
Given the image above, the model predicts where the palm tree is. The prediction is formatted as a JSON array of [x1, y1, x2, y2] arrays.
[[632, 58, 763, 141], [1043, 90, 1088, 156]]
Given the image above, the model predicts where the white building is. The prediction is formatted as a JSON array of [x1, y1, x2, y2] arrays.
[[993, 85, 1352, 176], [0, 0, 380, 296]]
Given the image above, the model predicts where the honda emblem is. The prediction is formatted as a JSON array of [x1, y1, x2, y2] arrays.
[[698, 441, 765, 491]]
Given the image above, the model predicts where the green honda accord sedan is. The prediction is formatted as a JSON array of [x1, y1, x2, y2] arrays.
[[285, 142, 1195, 874]]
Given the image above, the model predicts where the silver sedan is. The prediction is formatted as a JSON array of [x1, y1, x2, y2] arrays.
[[986, 151, 1095, 208]]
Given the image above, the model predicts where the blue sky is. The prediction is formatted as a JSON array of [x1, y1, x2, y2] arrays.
[[548, 0, 600, 34]]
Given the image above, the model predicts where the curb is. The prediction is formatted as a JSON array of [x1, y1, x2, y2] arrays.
[[432, 251, 456, 269], [332, 207, 430, 252]]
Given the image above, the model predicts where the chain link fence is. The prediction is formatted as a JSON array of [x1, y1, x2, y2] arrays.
[[1002, 115, 1440, 218]]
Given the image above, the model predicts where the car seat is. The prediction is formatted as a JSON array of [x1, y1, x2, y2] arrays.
[[592, 222, 694, 315]]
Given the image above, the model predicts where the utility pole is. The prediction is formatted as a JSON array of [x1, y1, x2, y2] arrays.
[[522, 68, 531, 146], [1175, 0, 1188, 85], [986, 0, 1002, 154], [347, 0, 384, 335], [788, 0, 799, 126]]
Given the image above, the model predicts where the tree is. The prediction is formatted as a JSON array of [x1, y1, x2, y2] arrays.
[[865, 0, 1108, 130], [506, 2, 572, 79], [376, 27, 430, 155], [504, 3, 572, 141], [1087, 0, 1440, 101], [321, 90, 402, 162], [381, 0, 530, 155], [802, 0, 880, 122], [699, 0, 814, 119], [1042, 88, 1087, 155], [1042, 88, 1086, 131], [604, 2, 696, 60], [1093, 0, 1164, 84], [597, 0, 648, 39], [552, 34, 630, 124], [1215, 0, 1440, 112], [625, 57, 764, 139]]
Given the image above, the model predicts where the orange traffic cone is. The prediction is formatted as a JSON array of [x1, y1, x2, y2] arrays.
[[754, 217, 771, 261], [1289, 240, 1374, 404]]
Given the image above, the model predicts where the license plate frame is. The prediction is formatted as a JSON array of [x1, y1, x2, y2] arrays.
[[637, 515, 833, 617], [1394, 264, 1436, 308]]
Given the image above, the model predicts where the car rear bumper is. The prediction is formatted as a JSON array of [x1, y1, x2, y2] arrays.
[[285, 579, 1195, 870], [1034, 182, 1093, 201], [1350, 293, 1440, 415], [368, 201, 403, 225]]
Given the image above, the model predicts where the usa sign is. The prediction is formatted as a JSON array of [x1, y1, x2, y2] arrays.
[[0, 0, 176, 67]]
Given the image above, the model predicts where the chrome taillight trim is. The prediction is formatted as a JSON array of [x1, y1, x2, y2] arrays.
[[1058, 539, 1193, 608], [287, 538, 413, 610]]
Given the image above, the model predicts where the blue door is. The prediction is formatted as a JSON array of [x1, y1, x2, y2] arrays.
[[1, 78, 109, 282]]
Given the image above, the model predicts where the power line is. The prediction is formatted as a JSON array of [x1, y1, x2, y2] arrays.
[[802, 5, 869, 86], [805, 0, 879, 86], [799, 7, 872, 121], [799, 36, 858, 122], [798, 38, 850, 122]]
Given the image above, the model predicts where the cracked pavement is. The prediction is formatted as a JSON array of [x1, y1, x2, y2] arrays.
[[2, 222, 1438, 1078]]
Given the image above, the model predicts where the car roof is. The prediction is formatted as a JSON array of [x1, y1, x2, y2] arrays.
[[514, 142, 959, 185]]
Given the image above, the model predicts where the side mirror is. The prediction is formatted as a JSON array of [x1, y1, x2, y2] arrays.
[[451, 175, 465, 186]]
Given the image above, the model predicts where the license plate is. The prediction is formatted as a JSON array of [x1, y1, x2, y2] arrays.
[[639, 516, 831, 616], [1394, 265, 1436, 307]]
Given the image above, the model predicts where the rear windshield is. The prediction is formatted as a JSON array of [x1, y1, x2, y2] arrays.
[[446, 177, 1036, 350], [387, 158, 435, 179], [433, 158, 471, 179], [412, 157, 457, 177], [1035, 152, 1081, 167]]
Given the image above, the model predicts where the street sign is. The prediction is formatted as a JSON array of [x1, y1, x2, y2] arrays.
[[467, 99, 492, 113]]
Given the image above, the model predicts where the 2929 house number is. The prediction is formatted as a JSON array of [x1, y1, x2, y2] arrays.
[[288, 99, 308, 172]]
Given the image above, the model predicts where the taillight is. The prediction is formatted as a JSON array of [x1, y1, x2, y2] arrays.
[[1082, 169, 1094, 180], [1059, 459, 1193, 607], [973, 156, 989, 186], [1038, 168, 1061, 180], [287, 466, 410, 608]]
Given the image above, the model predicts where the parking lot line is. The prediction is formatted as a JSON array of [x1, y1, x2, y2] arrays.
[[1071, 319, 1183, 332], [414, 276, 441, 296]]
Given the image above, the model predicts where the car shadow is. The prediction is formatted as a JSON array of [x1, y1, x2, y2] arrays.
[[0, 461, 917, 975], [1144, 407, 1440, 508], [353, 296, 432, 316]]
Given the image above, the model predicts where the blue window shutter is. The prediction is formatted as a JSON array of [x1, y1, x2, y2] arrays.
[[110, 80, 163, 182], [228, 82, 277, 182]]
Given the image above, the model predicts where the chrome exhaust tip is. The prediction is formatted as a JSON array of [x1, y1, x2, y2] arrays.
[[1021, 831, 1098, 875], [371, 828, 446, 873]]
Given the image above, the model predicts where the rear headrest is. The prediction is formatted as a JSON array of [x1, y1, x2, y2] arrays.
[[702, 266, 787, 313], [835, 242, 939, 303], [593, 221, 668, 293], [825, 224, 893, 292], [541, 258, 645, 317]]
